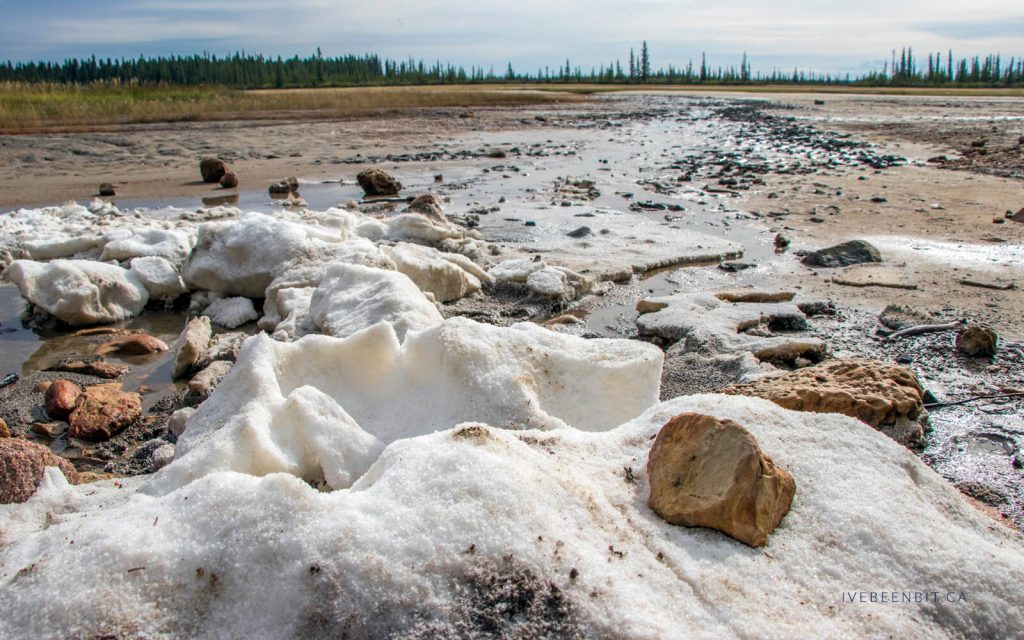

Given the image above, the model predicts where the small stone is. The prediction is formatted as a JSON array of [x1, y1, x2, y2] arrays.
[[168, 407, 197, 439], [219, 171, 239, 189], [199, 157, 228, 183], [955, 325, 998, 358], [189, 361, 233, 399], [68, 384, 142, 441], [802, 240, 882, 268], [524, 220, 537, 227], [44, 380, 82, 421], [150, 443, 176, 472], [1, 439, 79, 503], [34, 380, 53, 394], [647, 413, 795, 548], [406, 194, 446, 221], [268, 176, 300, 195], [31, 421, 66, 438], [0, 418, 9, 438], [566, 226, 592, 238], [98, 183, 116, 197], [174, 316, 212, 380], [434, 174, 444, 182], [356, 168, 401, 196]]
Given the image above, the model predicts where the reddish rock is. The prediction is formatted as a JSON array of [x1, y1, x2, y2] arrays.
[[68, 384, 142, 441], [44, 380, 81, 421], [647, 413, 795, 548], [219, 170, 239, 189], [0, 439, 79, 503], [98, 333, 169, 356]]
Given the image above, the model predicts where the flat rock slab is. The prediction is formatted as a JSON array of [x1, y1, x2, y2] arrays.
[[722, 357, 925, 447], [832, 264, 918, 290], [636, 292, 825, 365], [485, 206, 742, 282]]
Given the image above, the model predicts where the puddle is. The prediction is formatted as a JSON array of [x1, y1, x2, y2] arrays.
[[965, 432, 1018, 456]]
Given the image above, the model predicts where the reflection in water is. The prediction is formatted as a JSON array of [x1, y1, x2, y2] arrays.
[[201, 194, 240, 207]]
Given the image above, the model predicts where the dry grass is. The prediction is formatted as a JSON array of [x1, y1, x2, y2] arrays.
[[0, 83, 584, 133], [531, 83, 1024, 97]]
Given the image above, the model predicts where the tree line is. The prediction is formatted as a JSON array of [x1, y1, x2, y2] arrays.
[[1, 44, 1021, 88]]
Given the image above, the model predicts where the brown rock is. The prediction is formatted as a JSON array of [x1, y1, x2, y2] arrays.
[[356, 168, 402, 196], [0, 418, 9, 438], [174, 316, 212, 379], [647, 413, 795, 547], [200, 157, 228, 183], [722, 358, 924, 429], [0, 438, 79, 503], [98, 182, 116, 197], [219, 170, 239, 189], [34, 380, 53, 393], [44, 380, 82, 421], [31, 421, 66, 438], [97, 333, 169, 356], [68, 384, 142, 441], [955, 325, 998, 358], [406, 194, 445, 221], [268, 176, 300, 195], [188, 360, 233, 399], [45, 358, 128, 379]]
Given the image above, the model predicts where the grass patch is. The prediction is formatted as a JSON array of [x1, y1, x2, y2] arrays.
[[0, 83, 584, 133], [528, 83, 1024, 97]]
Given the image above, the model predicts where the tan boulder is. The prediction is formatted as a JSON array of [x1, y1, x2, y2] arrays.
[[44, 380, 82, 421], [722, 358, 924, 431], [68, 383, 142, 441], [1, 439, 79, 503], [647, 413, 795, 547], [173, 316, 212, 379], [0, 418, 9, 438], [356, 168, 402, 196]]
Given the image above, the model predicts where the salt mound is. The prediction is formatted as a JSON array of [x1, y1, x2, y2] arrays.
[[5, 259, 149, 325], [99, 228, 194, 262], [2, 395, 1021, 638], [308, 263, 443, 341], [182, 213, 352, 297], [150, 316, 663, 493]]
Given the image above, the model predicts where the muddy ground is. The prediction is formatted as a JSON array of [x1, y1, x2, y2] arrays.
[[1, 90, 1022, 527]]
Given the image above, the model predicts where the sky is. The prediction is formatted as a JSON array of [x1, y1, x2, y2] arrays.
[[2, 0, 1022, 76]]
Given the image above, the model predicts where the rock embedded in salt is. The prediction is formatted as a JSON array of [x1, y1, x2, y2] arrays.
[[1, 395, 1022, 638]]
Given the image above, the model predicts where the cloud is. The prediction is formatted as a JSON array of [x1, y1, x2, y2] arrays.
[[1, 0, 1022, 74]]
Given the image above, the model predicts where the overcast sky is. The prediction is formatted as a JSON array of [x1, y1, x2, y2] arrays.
[[2, 0, 1022, 75]]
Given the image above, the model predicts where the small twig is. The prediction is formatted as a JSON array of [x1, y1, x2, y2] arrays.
[[924, 392, 1024, 410], [887, 321, 962, 341]]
